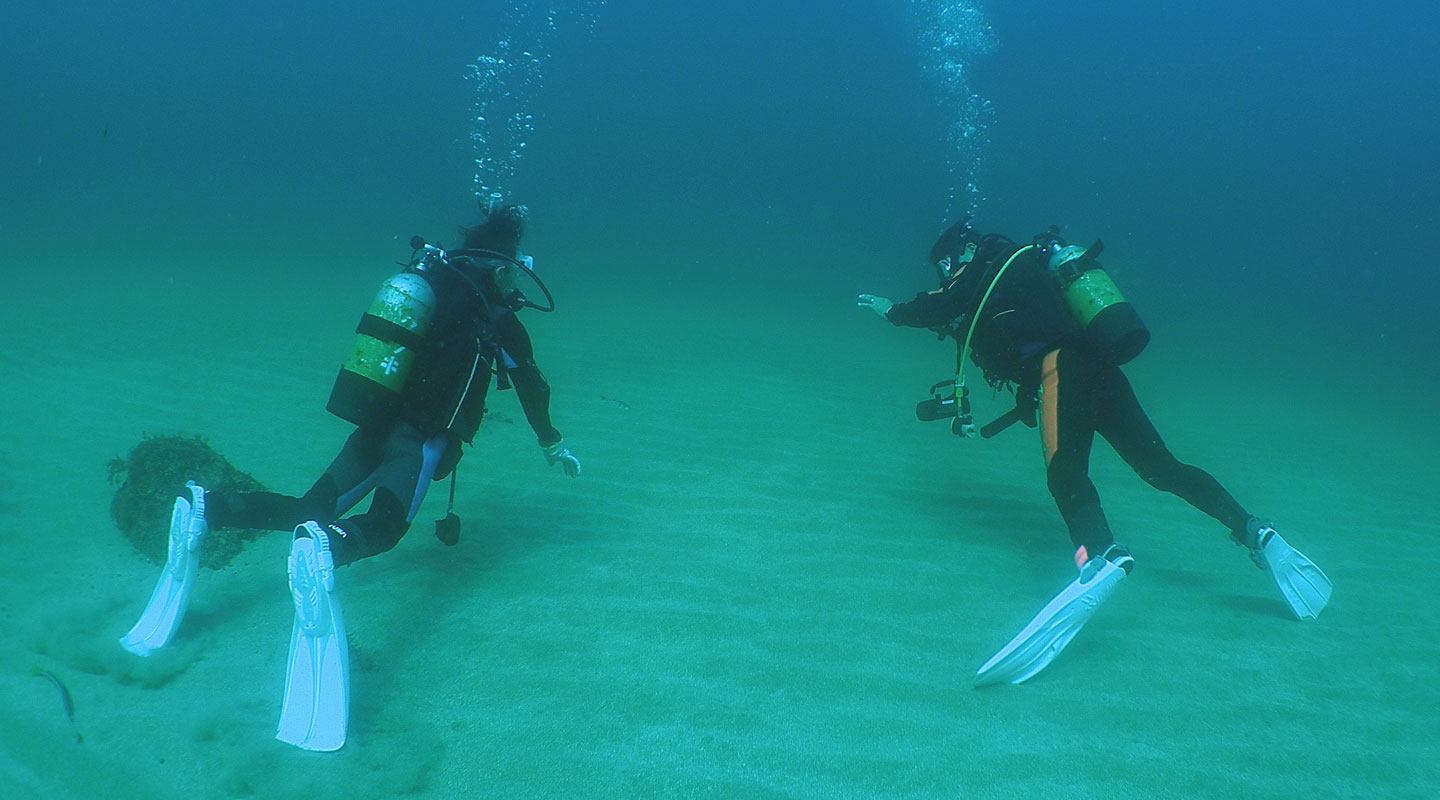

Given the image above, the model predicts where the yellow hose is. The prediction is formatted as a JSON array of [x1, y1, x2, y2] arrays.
[[957, 244, 1034, 389]]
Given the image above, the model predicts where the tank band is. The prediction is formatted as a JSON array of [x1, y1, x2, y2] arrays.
[[356, 314, 426, 350]]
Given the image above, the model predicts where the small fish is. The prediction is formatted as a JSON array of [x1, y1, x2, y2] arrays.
[[32, 666, 82, 743], [601, 396, 631, 410]]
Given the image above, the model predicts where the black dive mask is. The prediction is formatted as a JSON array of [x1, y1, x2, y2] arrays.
[[936, 241, 978, 281]]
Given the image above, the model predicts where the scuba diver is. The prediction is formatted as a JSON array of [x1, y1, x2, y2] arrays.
[[119, 202, 581, 750], [857, 218, 1331, 687]]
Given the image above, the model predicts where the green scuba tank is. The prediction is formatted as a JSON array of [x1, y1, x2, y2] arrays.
[[1047, 240, 1149, 365], [326, 271, 437, 427]]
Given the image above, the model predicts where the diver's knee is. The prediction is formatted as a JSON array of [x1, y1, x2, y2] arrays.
[[366, 488, 412, 550], [327, 489, 412, 565], [1136, 456, 1186, 492], [1046, 457, 1083, 495], [301, 475, 341, 521]]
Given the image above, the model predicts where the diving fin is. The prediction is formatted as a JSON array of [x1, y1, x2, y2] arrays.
[[1241, 520, 1332, 620], [974, 546, 1133, 687], [276, 522, 349, 751], [120, 482, 207, 656]]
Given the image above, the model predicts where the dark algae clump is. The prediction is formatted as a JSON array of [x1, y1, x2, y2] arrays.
[[109, 435, 269, 569]]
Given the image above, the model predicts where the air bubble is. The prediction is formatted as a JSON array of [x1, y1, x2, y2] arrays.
[[912, 0, 995, 219], [469, 1, 608, 205]]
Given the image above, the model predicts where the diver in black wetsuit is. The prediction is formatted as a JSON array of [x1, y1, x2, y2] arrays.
[[120, 203, 585, 748], [863, 219, 1248, 564], [859, 218, 1331, 685], [203, 203, 582, 565]]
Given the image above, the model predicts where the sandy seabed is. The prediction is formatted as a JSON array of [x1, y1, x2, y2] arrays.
[[2, 257, 1436, 800]]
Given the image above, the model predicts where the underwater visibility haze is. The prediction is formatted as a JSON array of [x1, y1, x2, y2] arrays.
[[1, 0, 1437, 797]]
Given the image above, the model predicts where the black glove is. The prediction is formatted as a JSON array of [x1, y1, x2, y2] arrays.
[[434, 432, 465, 480]]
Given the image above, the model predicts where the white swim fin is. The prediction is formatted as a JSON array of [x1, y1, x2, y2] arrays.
[[276, 522, 349, 752], [120, 482, 207, 656], [1244, 522, 1332, 620], [974, 545, 1132, 687]]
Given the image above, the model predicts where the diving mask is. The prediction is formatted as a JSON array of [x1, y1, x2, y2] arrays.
[[937, 242, 977, 279]]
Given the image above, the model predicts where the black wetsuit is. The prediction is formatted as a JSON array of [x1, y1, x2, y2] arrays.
[[205, 254, 561, 566], [886, 238, 1250, 559]]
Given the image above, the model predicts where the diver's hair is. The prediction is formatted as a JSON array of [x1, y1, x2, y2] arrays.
[[459, 203, 527, 257]]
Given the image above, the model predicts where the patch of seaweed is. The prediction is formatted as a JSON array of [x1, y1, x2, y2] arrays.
[[109, 435, 269, 569]]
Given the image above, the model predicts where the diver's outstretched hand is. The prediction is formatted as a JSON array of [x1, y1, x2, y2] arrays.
[[542, 439, 582, 478], [857, 294, 893, 318]]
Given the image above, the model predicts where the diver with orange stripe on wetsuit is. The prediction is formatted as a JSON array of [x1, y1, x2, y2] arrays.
[[857, 217, 1332, 687]]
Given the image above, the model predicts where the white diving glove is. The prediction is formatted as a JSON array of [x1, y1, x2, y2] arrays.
[[542, 439, 582, 478], [857, 294, 893, 318]]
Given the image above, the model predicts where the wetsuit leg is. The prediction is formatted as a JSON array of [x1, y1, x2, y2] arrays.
[[322, 423, 444, 566], [1040, 348, 1117, 557], [205, 426, 386, 532], [1092, 365, 1250, 532]]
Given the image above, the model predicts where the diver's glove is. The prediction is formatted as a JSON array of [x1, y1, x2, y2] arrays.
[[542, 439, 582, 478], [856, 294, 893, 319]]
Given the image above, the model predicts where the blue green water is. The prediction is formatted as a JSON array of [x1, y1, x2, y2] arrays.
[[5, 1, 1436, 377], [3, 1, 1438, 798]]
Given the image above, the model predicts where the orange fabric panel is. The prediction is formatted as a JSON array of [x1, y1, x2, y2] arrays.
[[1041, 349, 1060, 466]]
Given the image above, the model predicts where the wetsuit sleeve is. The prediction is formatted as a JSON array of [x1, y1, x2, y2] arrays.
[[885, 286, 969, 329], [497, 314, 563, 446]]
